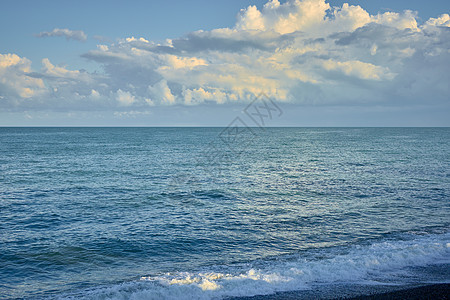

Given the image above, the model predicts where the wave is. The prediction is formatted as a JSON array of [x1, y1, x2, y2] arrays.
[[60, 232, 449, 300]]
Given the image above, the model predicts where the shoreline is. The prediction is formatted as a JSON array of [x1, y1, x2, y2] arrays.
[[348, 284, 450, 299], [229, 283, 450, 300]]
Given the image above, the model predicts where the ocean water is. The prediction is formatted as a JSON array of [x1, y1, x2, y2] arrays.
[[0, 127, 449, 299]]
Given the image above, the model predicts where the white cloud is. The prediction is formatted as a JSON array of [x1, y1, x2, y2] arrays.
[[162, 55, 208, 70], [36, 28, 87, 41], [113, 110, 151, 118], [90, 89, 100, 98], [237, 0, 330, 34], [1, 0, 449, 112], [423, 14, 450, 31], [236, 5, 265, 31], [97, 44, 109, 51], [183, 87, 228, 105], [0, 53, 44, 101], [331, 3, 371, 31], [41, 58, 92, 82], [322, 59, 395, 80], [148, 80, 176, 105], [373, 10, 419, 31], [116, 89, 136, 106], [126, 36, 150, 43]]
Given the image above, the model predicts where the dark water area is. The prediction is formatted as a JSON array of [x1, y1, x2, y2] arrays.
[[0, 127, 449, 299]]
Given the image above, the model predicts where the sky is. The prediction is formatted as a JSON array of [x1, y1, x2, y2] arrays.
[[0, 0, 449, 126]]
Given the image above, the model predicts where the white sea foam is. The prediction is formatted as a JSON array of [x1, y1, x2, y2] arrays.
[[64, 232, 449, 300]]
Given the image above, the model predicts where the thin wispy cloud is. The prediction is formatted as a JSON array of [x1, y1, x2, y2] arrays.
[[36, 28, 87, 41]]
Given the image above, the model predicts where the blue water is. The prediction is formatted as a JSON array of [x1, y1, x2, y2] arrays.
[[0, 127, 449, 299]]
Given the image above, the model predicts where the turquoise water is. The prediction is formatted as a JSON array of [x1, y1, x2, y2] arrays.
[[0, 127, 449, 299]]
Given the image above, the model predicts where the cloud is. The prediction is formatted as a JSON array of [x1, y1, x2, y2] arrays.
[[236, 0, 330, 34], [0, 53, 45, 103], [36, 28, 87, 41], [322, 59, 395, 80], [148, 80, 176, 105], [40, 58, 93, 83], [2, 0, 450, 112], [423, 14, 450, 31], [116, 89, 136, 106]]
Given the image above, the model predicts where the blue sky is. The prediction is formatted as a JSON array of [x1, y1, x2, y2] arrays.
[[1, 0, 449, 126]]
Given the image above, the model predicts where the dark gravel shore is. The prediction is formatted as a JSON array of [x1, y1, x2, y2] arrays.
[[229, 283, 450, 300], [348, 283, 449, 299]]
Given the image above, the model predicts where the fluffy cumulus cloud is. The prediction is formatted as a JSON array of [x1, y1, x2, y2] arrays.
[[0, 54, 45, 102], [36, 28, 87, 41], [1, 0, 449, 112]]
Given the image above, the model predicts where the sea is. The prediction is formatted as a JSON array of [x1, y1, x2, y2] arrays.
[[0, 127, 449, 299]]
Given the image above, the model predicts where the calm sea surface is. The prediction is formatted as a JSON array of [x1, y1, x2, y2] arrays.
[[0, 128, 449, 299]]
